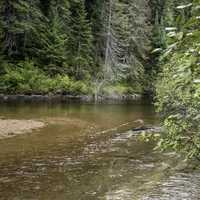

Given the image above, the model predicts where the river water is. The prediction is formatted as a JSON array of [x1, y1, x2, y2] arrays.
[[0, 102, 200, 200]]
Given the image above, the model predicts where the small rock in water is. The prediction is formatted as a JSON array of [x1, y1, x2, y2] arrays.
[[34, 186, 41, 190], [8, 132, 15, 136]]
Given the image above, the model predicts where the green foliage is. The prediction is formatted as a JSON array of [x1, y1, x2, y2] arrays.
[[156, 0, 200, 159], [0, 0, 153, 94], [67, 0, 93, 80], [0, 61, 51, 93], [0, 0, 45, 59], [139, 131, 161, 143], [101, 0, 152, 85], [101, 82, 143, 97], [0, 61, 90, 94], [37, 0, 70, 75]]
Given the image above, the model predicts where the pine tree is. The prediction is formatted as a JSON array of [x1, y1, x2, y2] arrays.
[[37, 0, 70, 75], [0, 0, 43, 60], [85, 0, 106, 69], [98, 0, 152, 83], [67, 0, 93, 80]]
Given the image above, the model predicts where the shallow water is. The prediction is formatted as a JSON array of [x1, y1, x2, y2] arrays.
[[0, 102, 199, 200]]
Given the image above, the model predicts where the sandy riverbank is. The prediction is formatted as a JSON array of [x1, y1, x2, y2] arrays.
[[0, 119, 45, 139]]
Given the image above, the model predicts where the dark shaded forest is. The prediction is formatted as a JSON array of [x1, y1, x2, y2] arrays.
[[0, 0, 152, 95]]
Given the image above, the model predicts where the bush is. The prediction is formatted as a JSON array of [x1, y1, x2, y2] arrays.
[[156, 51, 200, 159], [52, 75, 71, 93], [0, 61, 91, 95], [0, 61, 51, 94], [69, 81, 90, 94], [155, 1, 200, 160]]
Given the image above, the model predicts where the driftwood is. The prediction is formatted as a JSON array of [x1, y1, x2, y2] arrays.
[[131, 126, 163, 134]]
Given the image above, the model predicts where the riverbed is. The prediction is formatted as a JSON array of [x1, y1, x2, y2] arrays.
[[0, 102, 199, 200]]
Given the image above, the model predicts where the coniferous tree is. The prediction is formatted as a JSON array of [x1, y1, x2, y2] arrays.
[[98, 0, 152, 84], [126, 0, 152, 83], [85, 0, 106, 68], [67, 0, 93, 80], [0, 0, 44, 60], [38, 0, 70, 75], [0, 0, 156, 95]]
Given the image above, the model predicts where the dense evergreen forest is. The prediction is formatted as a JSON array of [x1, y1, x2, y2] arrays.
[[0, 0, 200, 159], [0, 0, 152, 95]]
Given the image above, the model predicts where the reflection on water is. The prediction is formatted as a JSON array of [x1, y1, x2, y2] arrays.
[[0, 102, 200, 200], [142, 172, 200, 200]]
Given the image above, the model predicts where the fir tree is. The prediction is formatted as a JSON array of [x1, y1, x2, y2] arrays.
[[37, 0, 70, 75], [67, 0, 93, 80], [99, 0, 152, 83], [0, 0, 43, 60]]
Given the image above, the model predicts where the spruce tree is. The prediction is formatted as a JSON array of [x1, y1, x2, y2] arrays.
[[37, 0, 70, 75], [98, 0, 152, 84], [0, 0, 44, 60], [85, 0, 106, 67], [67, 0, 93, 80]]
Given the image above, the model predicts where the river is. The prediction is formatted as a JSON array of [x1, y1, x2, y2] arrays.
[[0, 102, 200, 200]]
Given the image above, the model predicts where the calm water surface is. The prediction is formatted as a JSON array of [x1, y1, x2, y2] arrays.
[[0, 102, 200, 200]]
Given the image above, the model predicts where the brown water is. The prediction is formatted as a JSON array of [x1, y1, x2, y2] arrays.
[[0, 102, 200, 200]]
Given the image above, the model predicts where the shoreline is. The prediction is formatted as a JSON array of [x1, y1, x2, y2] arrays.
[[0, 93, 142, 103], [0, 116, 90, 140]]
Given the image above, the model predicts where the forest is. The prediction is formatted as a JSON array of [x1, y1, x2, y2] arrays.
[[0, 0, 200, 159], [0, 0, 200, 199]]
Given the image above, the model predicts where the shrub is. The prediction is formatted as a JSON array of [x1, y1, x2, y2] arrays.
[[51, 75, 71, 93], [155, 0, 200, 159], [0, 61, 91, 95], [69, 81, 90, 94], [0, 61, 51, 94]]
